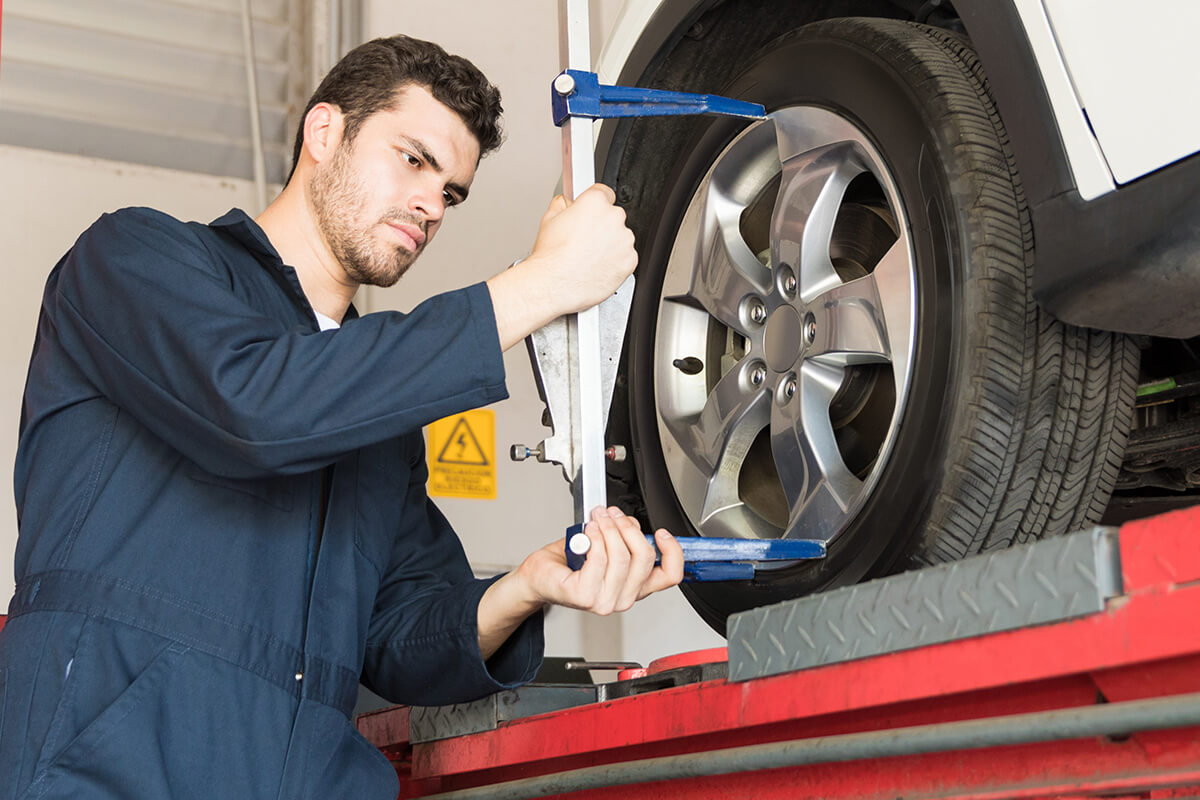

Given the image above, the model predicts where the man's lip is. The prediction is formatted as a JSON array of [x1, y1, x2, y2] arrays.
[[387, 222, 426, 249]]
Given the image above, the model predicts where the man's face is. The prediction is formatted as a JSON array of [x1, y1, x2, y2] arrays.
[[308, 85, 481, 287]]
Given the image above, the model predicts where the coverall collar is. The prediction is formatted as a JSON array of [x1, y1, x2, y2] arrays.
[[210, 208, 360, 323], [211, 208, 283, 263]]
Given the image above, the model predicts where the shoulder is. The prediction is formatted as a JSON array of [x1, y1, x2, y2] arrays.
[[82, 207, 203, 255], [71, 207, 226, 280]]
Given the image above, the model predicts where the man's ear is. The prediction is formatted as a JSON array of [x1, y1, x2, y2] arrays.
[[302, 103, 345, 166]]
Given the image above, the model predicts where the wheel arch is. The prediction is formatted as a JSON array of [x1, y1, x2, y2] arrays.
[[597, 0, 1063, 207]]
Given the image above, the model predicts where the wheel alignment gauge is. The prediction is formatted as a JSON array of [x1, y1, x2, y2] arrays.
[[524, 0, 825, 579]]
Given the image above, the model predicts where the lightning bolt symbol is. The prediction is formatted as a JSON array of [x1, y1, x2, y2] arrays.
[[456, 433, 467, 458]]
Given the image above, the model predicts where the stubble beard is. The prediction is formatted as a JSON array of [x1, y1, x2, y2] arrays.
[[308, 141, 425, 288]]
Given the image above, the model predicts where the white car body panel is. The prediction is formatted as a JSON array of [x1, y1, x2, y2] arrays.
[[595, 0, 665, 85], [1043, 0, 1200, 186], [1009, 0, 1116, 200], [596, 0, 1197, 200]]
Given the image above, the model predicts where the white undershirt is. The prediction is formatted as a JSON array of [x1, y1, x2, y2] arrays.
[[314, 310, 340, 331]]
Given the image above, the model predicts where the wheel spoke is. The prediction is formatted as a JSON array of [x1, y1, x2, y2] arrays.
[[660, 366, 770, 526], [671, 193, 771, 332], [773, 106, 872, 163], [692, 501, 781, 540], [695, 367, 770, 476], [770, 142, 870, 305], [807, 272, 890, 367], [770, 361, 864, 540], [869, 233, 916, 387]]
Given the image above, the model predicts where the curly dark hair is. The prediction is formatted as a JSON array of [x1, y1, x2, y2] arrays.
[[288, 35, 503, 181]]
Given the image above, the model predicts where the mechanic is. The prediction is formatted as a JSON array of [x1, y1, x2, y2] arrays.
[[0, 34, 683, 798]]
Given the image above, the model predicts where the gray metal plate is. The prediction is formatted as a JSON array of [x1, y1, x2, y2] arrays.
[[598, 661, 728, 701], [727, 526, 1122, 682], [410, 684, 597, 744], [410, 661, 728, 742]]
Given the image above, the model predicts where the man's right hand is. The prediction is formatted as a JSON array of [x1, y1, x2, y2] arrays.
[[486, 183, 637, 351], [475, 506, 685, 660]]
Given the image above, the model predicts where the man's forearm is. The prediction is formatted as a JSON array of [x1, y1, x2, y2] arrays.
[[485, 265, 555, 352], [477, 570, 545, 660]]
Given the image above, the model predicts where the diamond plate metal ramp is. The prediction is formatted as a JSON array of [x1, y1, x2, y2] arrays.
[[410, 685, 597, 743], [727, 526, 1122, 682], [410, 701, 492, 744]]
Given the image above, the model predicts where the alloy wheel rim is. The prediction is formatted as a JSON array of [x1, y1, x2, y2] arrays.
[[653, 106, 917, 549]]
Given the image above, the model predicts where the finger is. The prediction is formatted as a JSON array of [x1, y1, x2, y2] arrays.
[[608, 508, 657, 611], [639, 529, 684, 599], [591, 508, 630, 614], [542, 194, 568, 222], [579, 182, 617, 205]]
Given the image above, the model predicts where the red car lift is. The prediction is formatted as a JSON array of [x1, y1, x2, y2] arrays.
[[358, 505, 1200, 800]]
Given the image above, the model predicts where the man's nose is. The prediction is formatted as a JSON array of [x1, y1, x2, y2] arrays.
[[410, 182, 445, 223]]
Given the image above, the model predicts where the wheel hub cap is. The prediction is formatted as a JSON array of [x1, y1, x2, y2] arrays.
[[764, 306, 804, 372]]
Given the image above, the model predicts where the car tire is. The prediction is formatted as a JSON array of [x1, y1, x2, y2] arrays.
[[615, 18, 1138, 634]]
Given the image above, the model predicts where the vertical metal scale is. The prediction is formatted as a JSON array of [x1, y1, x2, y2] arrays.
[[558, 0, 607, 528]]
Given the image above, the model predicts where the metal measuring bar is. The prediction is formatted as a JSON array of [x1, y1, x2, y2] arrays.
[[519, 0, 616, 544], [565, 529, 826, 582]]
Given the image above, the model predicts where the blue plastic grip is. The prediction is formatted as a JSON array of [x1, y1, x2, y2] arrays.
[[563, 530, 825, 582], [565, 523, 588, 570], [552, 69, 767, 127]]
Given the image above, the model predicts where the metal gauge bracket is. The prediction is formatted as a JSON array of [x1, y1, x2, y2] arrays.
[[550, 69, 768, 126], [525, 275, 633, 489]]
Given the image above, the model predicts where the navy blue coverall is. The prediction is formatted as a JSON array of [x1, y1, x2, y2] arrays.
[[0, 208, 544, 798]]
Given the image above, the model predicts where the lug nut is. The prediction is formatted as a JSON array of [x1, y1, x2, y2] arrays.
[[784, 378, 797, 399], [803, 313, 817, 346], [784, 275, 797, 294], [749, 364, 767, 387], [748, 300, 767, 324]]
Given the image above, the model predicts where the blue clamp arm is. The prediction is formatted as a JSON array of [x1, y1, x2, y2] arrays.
[[552, 69, 767, 126], [564, 525, 825, 582]]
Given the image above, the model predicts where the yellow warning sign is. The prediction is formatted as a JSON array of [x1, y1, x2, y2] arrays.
[[426, 409, 496, 499]]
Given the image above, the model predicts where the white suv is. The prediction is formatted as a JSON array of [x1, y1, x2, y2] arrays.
[[591, 0, 1200, 631]]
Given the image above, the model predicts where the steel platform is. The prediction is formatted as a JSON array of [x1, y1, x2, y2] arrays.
[[358, 505, 1200, 800]]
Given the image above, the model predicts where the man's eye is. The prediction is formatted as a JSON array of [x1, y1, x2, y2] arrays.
[[402, 152, 420, 167], [443, 190, 459, 207]]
